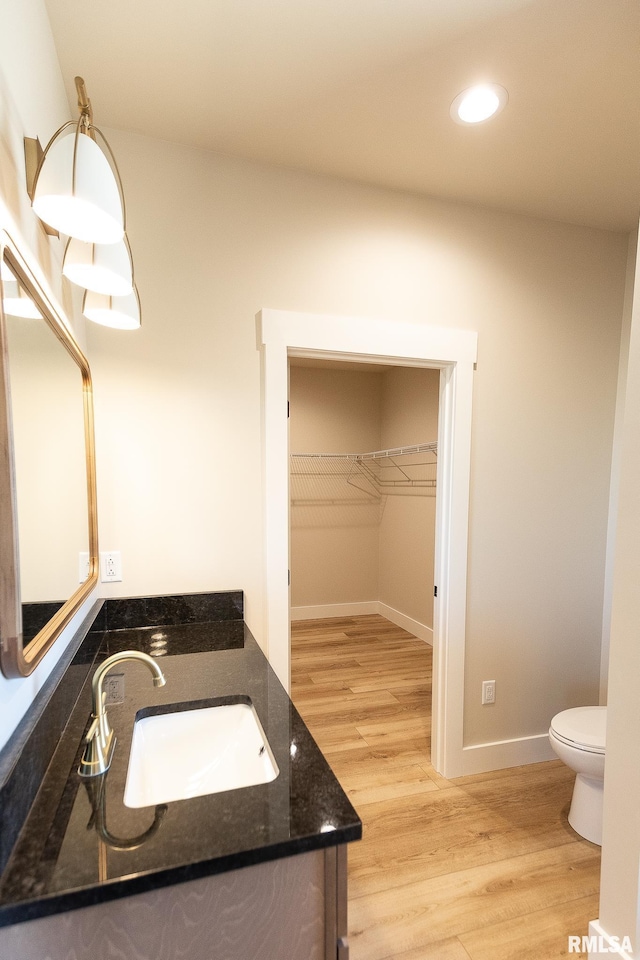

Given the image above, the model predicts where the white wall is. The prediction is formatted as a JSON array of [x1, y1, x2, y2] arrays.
[[378, 366, 439, 629], [0, 0, 78, 333], [596, 233, 640, 955], [289, 365, 382, 455], [0, 0, 96, 752], [87, 123, 627, 749], [598, 232, 638, 703], [289, 365, 382, 607]]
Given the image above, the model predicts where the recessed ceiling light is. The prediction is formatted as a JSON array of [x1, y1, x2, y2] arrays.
[[450, 84, 508, 125]]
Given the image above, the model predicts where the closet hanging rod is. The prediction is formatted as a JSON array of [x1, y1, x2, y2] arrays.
[[291, 440, 437, 461]]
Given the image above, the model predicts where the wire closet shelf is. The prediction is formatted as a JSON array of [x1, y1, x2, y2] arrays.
[[290, 441, 438, 507]]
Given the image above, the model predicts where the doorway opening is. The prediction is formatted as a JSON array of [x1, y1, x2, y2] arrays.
[[258, 307, 477, 777], [289, 359, 439, 644]]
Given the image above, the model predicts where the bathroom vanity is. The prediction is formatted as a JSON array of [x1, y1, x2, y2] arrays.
[[0, 592, 361, 960], [0, 227, 358, 960]]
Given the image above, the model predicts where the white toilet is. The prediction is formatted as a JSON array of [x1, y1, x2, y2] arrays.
[[548, 706, 606, 846]]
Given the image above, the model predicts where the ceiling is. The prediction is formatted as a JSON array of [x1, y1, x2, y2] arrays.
[[45, 0, 640, 232]]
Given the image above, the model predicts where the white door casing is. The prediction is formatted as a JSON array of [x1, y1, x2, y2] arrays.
[[258, 308, 477, 777]]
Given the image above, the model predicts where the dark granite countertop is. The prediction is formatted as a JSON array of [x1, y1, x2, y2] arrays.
[[0, 595, 361, 927]]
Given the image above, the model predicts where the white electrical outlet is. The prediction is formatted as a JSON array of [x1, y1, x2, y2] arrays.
[[482, 680, 496, 705], [104, 673, 125, 705], [100, 550, 122, 582], [79, 552, 90, 583]]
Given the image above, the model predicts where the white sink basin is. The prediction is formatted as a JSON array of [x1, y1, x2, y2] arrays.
[[123, 699, 279, 808]]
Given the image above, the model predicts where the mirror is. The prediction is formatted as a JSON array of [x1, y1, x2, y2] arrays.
[[0, 236, 98, 677]]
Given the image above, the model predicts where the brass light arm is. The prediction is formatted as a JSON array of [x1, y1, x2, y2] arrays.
[[75, 76, 94, 134]]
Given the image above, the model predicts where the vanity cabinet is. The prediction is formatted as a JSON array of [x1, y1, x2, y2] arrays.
[[0, 846, 348, 960], [0, 593, 360, 960]]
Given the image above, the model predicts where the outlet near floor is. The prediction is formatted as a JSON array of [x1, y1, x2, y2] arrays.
[[482, 680, 496, 705]]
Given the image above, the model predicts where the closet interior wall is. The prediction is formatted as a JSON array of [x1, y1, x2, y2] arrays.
[[289, 363, 439, 635]]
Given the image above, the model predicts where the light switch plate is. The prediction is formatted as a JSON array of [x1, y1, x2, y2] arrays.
[[79, 552, 90, 583]]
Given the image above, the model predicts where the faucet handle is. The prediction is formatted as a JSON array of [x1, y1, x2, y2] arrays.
[[85, 716, 100, 744]]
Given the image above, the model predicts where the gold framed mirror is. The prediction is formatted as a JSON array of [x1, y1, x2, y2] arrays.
[[0, 234, 98, 678]]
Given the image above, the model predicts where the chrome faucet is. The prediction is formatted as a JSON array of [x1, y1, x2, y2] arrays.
[[79, 650, 166, 778]]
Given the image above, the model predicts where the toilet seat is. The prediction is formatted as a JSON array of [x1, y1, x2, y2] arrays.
[[549, 706, 606, 755]]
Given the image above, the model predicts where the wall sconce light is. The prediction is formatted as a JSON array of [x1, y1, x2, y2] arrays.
[[83, 287, 141, 330], [0, 262, 43, 320], [25, 77, 124, 244], [24, 77, 141, 331], [63, 235, 133, 297]]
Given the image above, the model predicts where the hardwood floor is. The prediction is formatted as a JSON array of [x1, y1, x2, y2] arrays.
[[291, 615, 601, 960]]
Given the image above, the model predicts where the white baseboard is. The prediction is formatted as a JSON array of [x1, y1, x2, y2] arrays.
[[291, 601, 378, 621], [458, 732, 556, 776], [377, 602, 433, 645], [585, 921, 634, 959], [291, 601, 433, 645]]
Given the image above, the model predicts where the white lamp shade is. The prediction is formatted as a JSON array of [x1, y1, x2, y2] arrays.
[[63, 236, 133, 296], [2, 278, 43, 319], [83, 287, 141, 330], [0, 264, 42, 319], [32, 132, 124, 244]]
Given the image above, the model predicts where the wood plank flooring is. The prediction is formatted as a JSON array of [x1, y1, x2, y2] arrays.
[[291, 615, 601, 960]]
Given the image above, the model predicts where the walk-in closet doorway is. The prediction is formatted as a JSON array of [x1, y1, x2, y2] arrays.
[[289, 359, 439, 646], [258, 308, 477, 778]]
